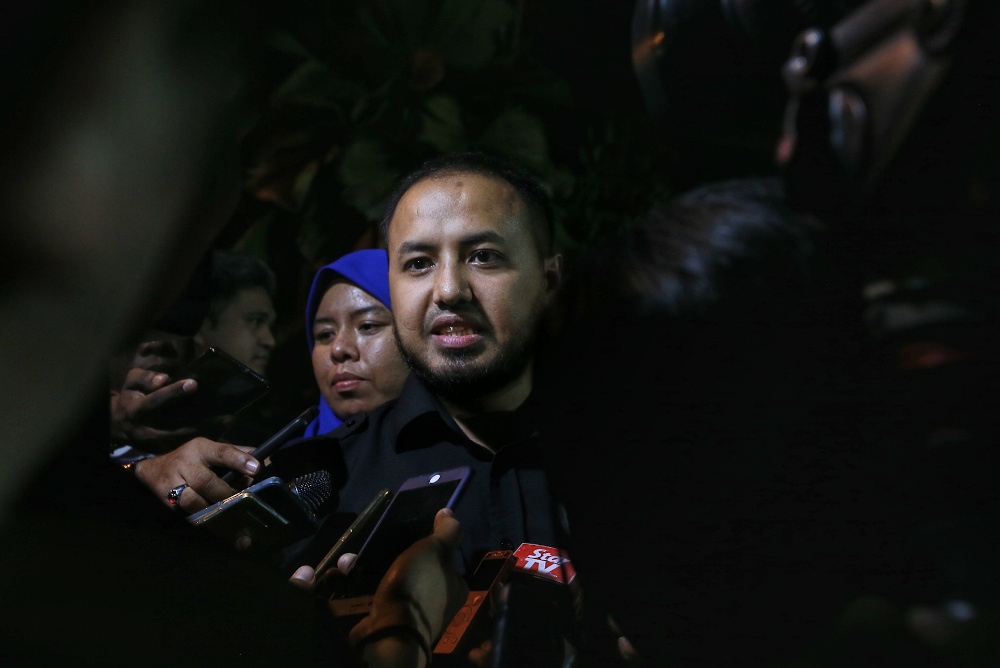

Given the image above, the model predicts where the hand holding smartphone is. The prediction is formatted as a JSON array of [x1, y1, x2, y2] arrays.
[[328, 466, 472, 605], [157, 347, 270, 428]]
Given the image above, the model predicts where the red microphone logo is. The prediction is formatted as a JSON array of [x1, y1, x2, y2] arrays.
[[513, 543, 577, 585]]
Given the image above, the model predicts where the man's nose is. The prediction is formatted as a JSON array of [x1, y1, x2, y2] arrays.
[[432, 261, 472, 306], [260, 325, 276, 350]]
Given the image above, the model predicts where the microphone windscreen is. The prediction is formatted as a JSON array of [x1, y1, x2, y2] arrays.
[[289, 470, 332, 512]]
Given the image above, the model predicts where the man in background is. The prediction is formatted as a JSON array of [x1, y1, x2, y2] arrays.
[[110, 248, 277, 458], [195, 249, 277, 379]]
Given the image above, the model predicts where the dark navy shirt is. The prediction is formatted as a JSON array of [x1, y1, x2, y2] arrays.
[[267, 374, 563, 577]]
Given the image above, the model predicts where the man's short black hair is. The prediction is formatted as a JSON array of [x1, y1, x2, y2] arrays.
[[379, 151, 555, 257], [204, 249, 276, 326], [549, 177, 847, 339], [621, 177, 828, 319]]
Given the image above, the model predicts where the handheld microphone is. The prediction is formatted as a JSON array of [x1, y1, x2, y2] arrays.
[[488, 543, 580, 668], [432, 544, 578, 665], [286, 470, 333, 512], [220, 405, 320, 485]]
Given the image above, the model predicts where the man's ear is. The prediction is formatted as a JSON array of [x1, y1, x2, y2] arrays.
[[543, 254, 563, 295]]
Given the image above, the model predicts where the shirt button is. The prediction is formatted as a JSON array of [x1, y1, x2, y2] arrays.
[[345, 419, 355, 427], [500, 539, 514, 550]]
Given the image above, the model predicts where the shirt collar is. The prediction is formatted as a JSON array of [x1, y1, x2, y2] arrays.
[[388, 374, 467, 452], [388, 373, 543, 455]]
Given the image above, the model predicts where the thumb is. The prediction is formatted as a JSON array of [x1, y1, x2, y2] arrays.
[[432, 507, 463, 549], [288, 565, 316, 591]]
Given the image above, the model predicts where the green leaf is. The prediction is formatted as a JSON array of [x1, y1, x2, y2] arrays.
[[358, 4, 397, 50], [476, 108, 576, 201], [416, 94, 467, 153], [477, 108, 549, 169], [521, 78, 576, 107], [266, 30, 314, 60], [231, 213, 274, 261], [271, 60, 365, 109], [433, 0, 519, 70], [546, 165, 576, 200], [362, 0, 432, 51], [291, 160, 323, 211], [338, 137, 401, 220], [296, 203, 330, 261]]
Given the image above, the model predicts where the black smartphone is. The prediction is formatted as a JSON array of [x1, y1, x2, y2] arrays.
[[187, 476, 319, 554], [314, 488, 392, 583], [330, 466, 471, 603], [158, 347, 269, 427]]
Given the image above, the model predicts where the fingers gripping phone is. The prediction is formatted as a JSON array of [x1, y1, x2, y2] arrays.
[[187, 476, 319, 555], [157, 347, 270, 428], [328, 466, 471, 606]]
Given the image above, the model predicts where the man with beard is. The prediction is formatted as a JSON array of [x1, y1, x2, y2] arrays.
[[269, 152, 567, 590]]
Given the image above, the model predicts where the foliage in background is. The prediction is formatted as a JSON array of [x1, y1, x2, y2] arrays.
[[233, 0, 674, 268]]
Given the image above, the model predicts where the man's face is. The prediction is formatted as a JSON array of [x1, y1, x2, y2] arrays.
[[197, 286, 276, 377], [311, 280, 410, 419], [387, 172, 560, 400]]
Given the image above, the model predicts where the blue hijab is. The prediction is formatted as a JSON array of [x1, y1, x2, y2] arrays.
[[301, 249, 391, 438]]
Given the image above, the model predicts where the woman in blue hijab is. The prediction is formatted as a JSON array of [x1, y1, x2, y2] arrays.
[[301, 249, 410, 437]]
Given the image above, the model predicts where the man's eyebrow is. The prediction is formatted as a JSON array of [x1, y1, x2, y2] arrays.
[[396, 231, 507, 256], [397, 240, 435, 255], [458, 231, 505, 248]]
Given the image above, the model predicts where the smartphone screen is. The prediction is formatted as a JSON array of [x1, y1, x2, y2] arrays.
[[334, 466, 471, 599], [159, 347, 269, 427]]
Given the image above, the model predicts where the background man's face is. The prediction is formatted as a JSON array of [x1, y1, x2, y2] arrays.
[[387, 172, 559, 397], [197, 286, 276, 377]]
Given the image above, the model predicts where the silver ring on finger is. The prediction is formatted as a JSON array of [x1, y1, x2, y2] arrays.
[[167, 483, 189, 505]]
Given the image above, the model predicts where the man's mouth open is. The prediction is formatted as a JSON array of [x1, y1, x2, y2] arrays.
[[432, 321, 484, 348]]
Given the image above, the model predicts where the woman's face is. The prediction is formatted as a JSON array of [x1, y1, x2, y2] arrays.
[[311, 280, 410, 419]]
